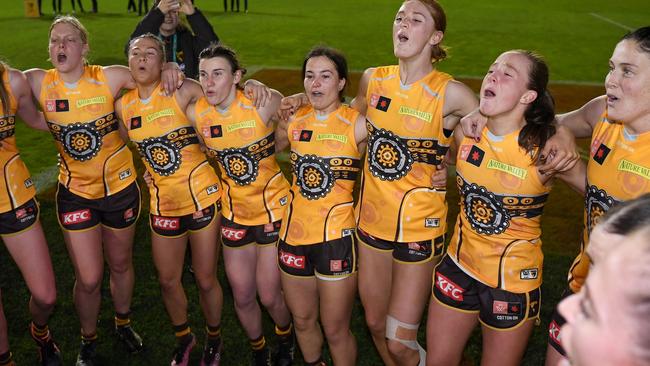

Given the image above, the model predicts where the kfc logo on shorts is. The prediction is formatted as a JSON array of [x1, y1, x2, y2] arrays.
[[152, 216, 180, 230], [62, 209, 91, 225], [435, 272, 465, 301], [279, 250, 305, 269], [221, 226, 246, 241], [193, 210, 204, 219], [123, 208, 135, 221], [549, 320, 562, 345]]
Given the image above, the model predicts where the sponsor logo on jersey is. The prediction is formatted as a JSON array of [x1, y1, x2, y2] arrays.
[[46, 99, 69, 112], [548, 320, 562, 345], [279, 196, 288, 206], [226, 120, 256, 133], [342, 228, 355, 237], [152, 216, 179, 230], [618, 159, 650, 180], [298, 130, 313, 142], [425, 218, 440, 228], [464, 145, 485, 167], [77, 96, 106, 108], [520, 268, 539, 280], [317, 133, 347, 143], [206, 185, 219, 195], [487, 159, 527, 179], [146, 108, 174, 123], [592, 143, 611, 165], [119, 169, 132, 180], [370, 94, 391, 112], [130, 116, 142, 130], [435, 272, 465, 301], [221, 226, 247, 241], [279, 250, 305, 269], [24, 178, 34, 188], [398, 106, 432, 123], [62, 209, 91, 225]]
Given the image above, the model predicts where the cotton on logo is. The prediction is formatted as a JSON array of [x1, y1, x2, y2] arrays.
[[549, 320, 562, 345], [152, 216, 179, 230], [279, 250, 305, 269], [436, 272, 464, 301], [221, 227, 246, 241], [62, 209, 91, 225]]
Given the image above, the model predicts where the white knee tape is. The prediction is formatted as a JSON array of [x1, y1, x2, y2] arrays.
[[385, 315, 420, 351]]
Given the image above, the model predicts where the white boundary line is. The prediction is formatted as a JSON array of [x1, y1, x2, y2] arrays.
[[589, 13, 633, 31]]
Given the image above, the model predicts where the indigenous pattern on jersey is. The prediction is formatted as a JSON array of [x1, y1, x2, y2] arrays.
[[356, 65, 452, 242], [568, 110, 650, 293], [39, 65, 135, 199], [119, 86, 220, 216], [279, 105, 361, 246], [447, 129, 550, 293], [194, 90, 289, 225], [0, 70, 36, 213]]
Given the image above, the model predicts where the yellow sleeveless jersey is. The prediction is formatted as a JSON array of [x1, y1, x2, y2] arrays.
[[356, 65, 452, 242], [39, 65, 135, 199], [0, 70, 36, 213], [194, 91, 289, 225], [279, 105, 361, 246], [119, 86, 220, 216], [568, 110, 650, 293], [448, 128, 550, 293]]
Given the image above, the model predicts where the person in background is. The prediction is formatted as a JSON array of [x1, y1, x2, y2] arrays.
[[128, 0, 218, 79]]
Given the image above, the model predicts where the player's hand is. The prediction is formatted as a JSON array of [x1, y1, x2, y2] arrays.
[[460, 108, 487, 141], [278, 94, 306, 121], [161, 62, 184, 96], [431, 162, 448, 188], [242, 79, 272, 109], [537, 125, 580, 175], [143, 170, 154, 187]]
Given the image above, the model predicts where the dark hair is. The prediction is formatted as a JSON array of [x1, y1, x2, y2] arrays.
[[515, 50, 556, 162], [601, 193, 650, 236], [301, 46, 348, 101], [411, 0, 448, 63], [199, 43, 247, 76], [128, 33, 166, 63], [621, 26, 650, 55], [0, 62, 8, 116]]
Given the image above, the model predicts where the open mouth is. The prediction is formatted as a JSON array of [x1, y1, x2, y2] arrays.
[[483, 89, 496, 98], [311, 91, 324, 97], [57, 53, 67, 63], [397, 32, 409, 43], [606, 94, 619, 103]]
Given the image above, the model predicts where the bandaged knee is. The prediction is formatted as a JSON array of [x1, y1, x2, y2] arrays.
[[385, 315, 420, 351]]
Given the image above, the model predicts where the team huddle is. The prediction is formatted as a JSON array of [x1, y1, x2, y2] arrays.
[[1, 0, 650, 365]]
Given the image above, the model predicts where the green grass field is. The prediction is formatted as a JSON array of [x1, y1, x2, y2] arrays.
[[0, 0, 648, 364]]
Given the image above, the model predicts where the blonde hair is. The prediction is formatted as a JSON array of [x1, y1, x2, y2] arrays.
[[128, 33, 167, 64], [405, 0, 448, 63], [49, 15, 89, 44]]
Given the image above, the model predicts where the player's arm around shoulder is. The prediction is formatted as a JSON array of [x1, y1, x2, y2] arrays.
[[350, 67, 375, 116], [442, 80, 479, 132], [12, 69, 48, 131]]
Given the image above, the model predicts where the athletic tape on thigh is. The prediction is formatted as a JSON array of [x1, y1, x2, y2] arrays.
[[385, 315, 420, 351]]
